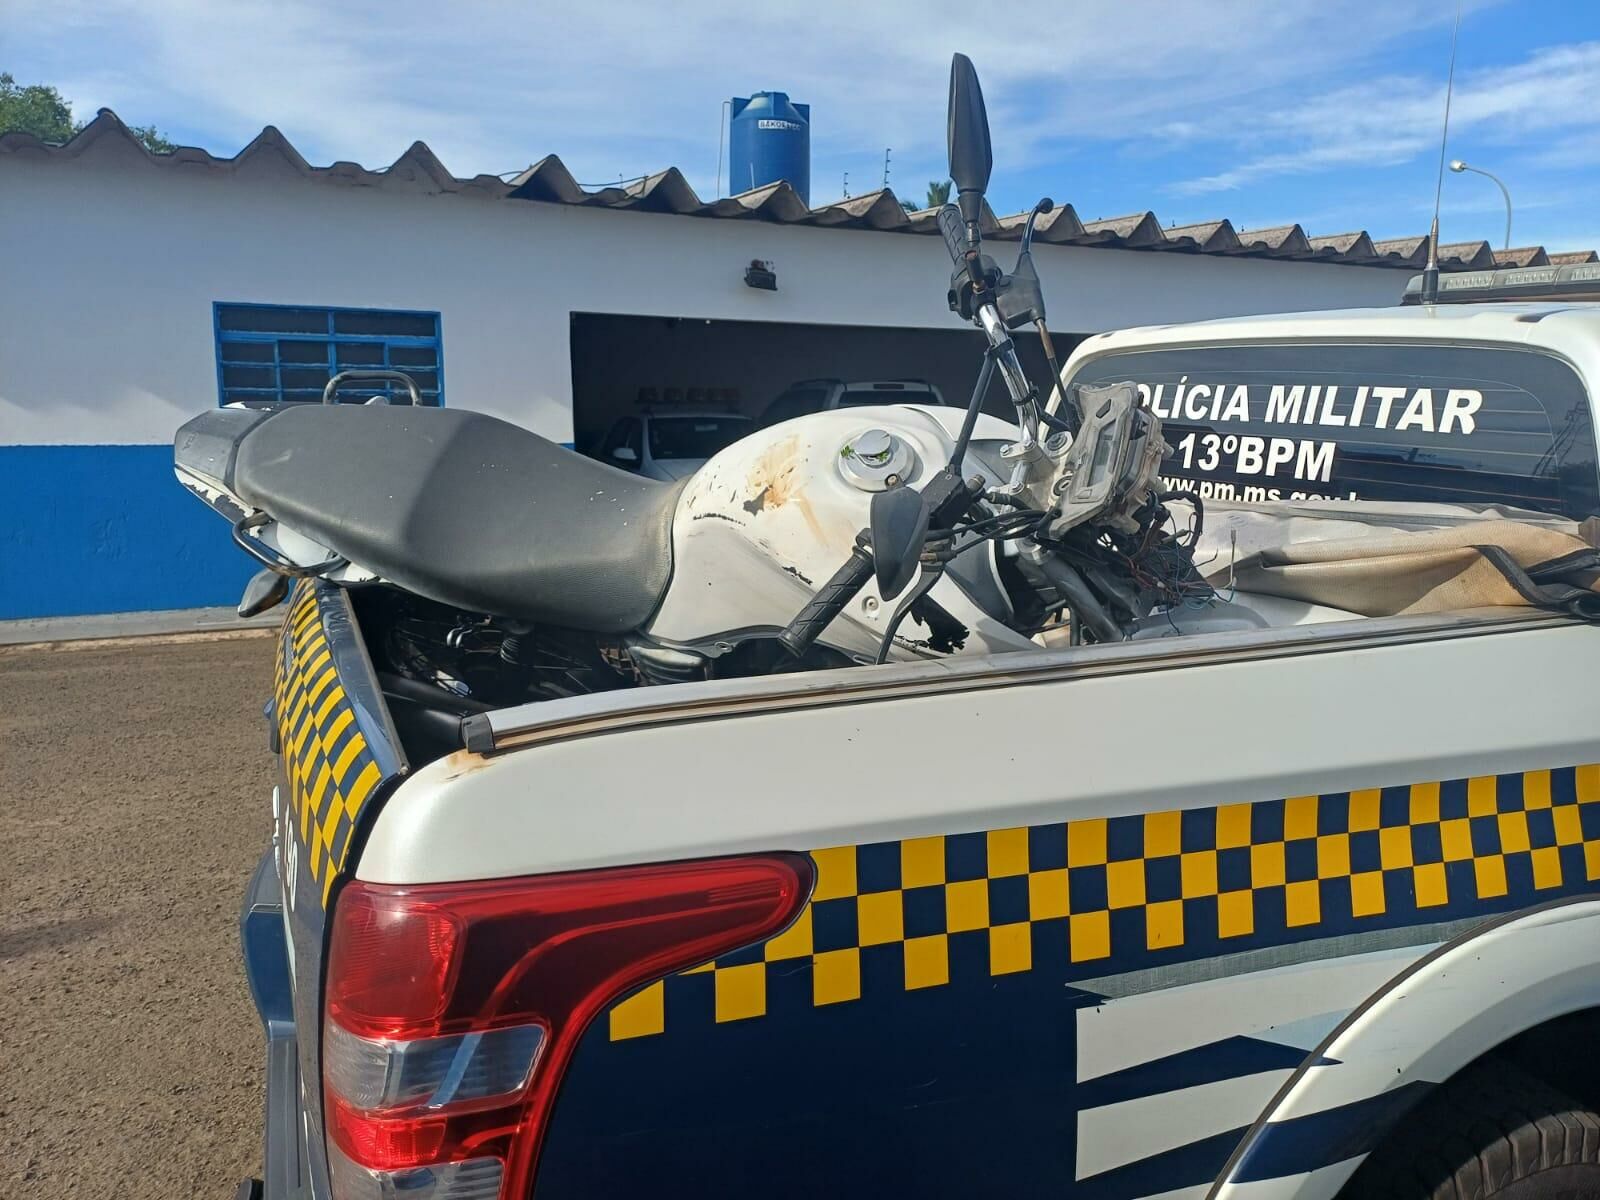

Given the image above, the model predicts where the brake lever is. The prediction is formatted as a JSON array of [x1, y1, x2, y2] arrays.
[[1019, 197, 1053, 259], [995, 198, 1053, 331]]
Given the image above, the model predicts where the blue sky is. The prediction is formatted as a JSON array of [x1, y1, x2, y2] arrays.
[[7, 0, 1598, 253]]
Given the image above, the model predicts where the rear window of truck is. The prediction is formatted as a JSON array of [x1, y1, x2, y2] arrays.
[[1069, 342, 1599, 518]]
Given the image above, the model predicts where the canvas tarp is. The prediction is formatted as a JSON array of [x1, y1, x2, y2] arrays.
[[1193, 500, 1600, 618]]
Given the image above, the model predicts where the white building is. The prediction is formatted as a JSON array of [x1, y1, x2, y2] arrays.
[[2, 110, 1557, 620]]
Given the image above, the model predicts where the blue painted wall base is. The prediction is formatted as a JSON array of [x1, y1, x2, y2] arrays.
[[1, 444, 257, 619]]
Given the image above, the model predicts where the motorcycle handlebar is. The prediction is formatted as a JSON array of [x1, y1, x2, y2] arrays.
[[938, 203, 1038, 438], [937, 204, 968, 264], [776, 540, 875, 658]]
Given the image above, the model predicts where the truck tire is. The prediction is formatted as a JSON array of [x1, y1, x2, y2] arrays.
[[1343, 1057, 1600, 1200]]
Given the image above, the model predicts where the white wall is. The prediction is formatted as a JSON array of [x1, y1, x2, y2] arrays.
[[0, 148, 1410, 446]]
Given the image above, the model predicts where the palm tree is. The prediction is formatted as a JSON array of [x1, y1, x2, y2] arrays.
[[925, 180, 952, 210]]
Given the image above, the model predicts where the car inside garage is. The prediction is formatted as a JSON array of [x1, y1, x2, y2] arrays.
[[568, 312, 1075, 458]]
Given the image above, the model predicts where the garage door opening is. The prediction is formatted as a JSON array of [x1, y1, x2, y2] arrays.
[[569, 313, 1079, 458]]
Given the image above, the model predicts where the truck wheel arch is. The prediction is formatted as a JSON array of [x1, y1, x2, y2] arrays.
[[1209, 895, 1600, 1200]]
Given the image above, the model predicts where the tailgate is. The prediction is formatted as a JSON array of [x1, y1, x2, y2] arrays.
[[274, 580, 406, 908], [270, 579, 406, 1157]]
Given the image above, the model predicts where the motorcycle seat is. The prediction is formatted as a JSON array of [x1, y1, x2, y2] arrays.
[[182, 403, 683, 633]]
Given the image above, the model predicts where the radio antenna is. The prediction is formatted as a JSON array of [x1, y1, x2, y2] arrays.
[[1421, 3, 1463, 304]]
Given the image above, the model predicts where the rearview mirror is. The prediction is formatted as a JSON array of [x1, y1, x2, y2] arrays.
[[946, 53, 993, 230]]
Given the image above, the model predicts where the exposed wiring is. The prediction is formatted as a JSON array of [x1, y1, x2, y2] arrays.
[[1156, 489, 1204, 543], [897, 481, 1212, 654], [944, 507, 1047, 541]]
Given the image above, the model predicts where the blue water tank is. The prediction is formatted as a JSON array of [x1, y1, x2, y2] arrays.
[[728, 92, 810, 205]]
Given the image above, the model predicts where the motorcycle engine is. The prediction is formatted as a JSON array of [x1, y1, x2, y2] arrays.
[[362, 590, 632, 708]]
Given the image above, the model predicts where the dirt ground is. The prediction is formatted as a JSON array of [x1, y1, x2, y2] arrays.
[[1, 633, 277, 1198]]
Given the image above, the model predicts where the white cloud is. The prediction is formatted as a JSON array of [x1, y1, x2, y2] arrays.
[[1167, 40, 1600, 197], [11, 0, 1590, 250], [7, 0, 1497, 198], [1524, 138, 1600, 172]]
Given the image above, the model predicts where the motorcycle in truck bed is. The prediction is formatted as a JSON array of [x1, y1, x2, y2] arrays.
[[192, 56, 1600, 1200]]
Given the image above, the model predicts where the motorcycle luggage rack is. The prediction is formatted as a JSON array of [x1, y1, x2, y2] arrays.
[[322, 370, 423, 406], [231, 511, 348, 578]]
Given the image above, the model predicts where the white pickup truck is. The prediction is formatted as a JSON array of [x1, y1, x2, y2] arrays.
[[194, 54, 1600, 1200], [203, 274, 1600, 1200]]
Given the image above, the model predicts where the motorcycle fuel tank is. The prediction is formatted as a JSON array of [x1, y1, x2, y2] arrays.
[[646, 405, 1032, 661]]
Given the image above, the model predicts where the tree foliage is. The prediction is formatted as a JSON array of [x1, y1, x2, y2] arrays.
[[0, 72, 74, 142], [126, 123, 175, 154], [0, 71, 175, 153], [902, 180, 953, 213]]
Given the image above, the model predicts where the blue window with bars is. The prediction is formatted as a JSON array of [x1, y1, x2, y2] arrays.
[[214, 302, 444, 406]]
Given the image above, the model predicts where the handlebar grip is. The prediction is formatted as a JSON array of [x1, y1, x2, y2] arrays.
[[937, 204, 967, 264], [776, 543, 875, 658]]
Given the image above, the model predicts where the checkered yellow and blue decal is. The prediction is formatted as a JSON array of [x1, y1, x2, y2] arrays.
[[532, 765, 1600, 1197], [607, 766, 1600, 1040], [273, 582, 400, 907]]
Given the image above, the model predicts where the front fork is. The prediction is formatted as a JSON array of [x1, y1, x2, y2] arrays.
[[975, 303, 1065, 508]]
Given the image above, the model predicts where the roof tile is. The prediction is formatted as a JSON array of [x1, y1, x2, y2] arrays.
[[1080, 212, 1164, 246], [1437, 241, 1497, 270], [1161, 219, 1241, 252], [1309, 232, 1376, 259], [4, 110, 1593, 272], [1493, 246, 1550, 268], [1236, 225, 1312, 255]]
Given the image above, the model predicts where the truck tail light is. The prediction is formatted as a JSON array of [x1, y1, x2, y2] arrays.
[[321, 854, 812, 1199]]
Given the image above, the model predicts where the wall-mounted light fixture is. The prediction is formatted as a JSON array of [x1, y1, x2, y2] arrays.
[[743, 259, 777, 291]]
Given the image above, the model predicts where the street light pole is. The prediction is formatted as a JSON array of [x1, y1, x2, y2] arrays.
[[1449, 159, 1512, 251]]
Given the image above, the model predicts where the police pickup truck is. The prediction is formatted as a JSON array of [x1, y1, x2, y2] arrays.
[[220, 260, 1600, 1200]]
